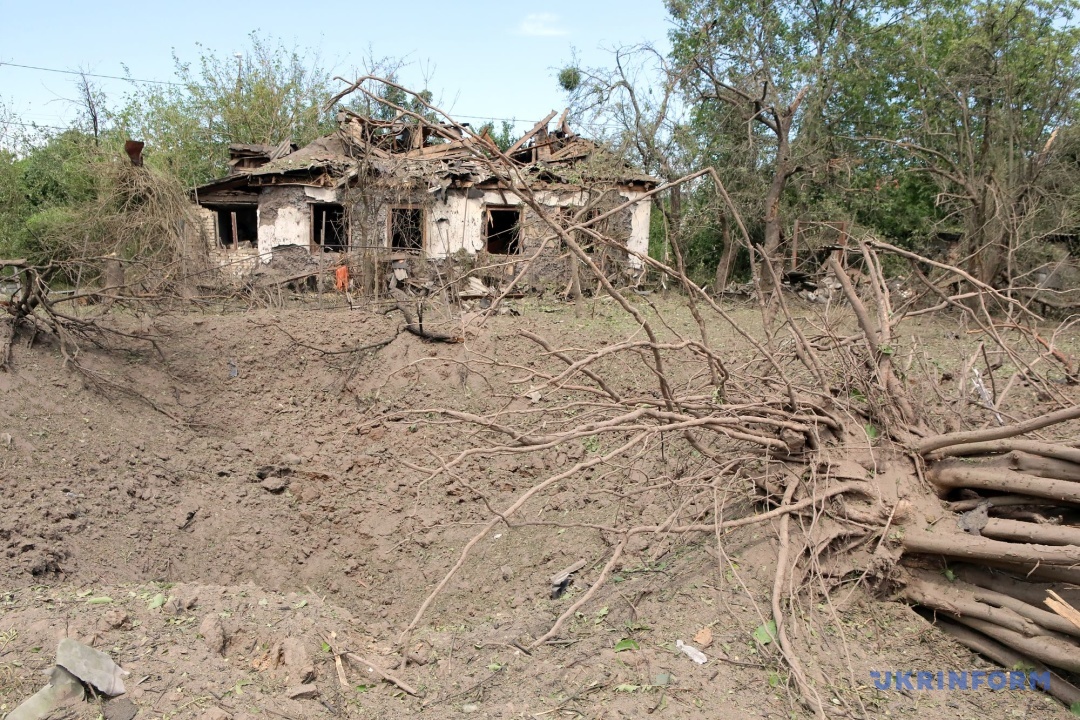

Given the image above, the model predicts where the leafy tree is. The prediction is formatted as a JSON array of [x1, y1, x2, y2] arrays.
[[113, 33, 338, 186], [865, 0, 1080, 285], [666, 0, 875, 295], [0, 129, 100, 260], [476, 120, 517, 151]]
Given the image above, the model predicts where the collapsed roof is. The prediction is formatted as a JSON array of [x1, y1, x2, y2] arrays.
[[195, 110, 658, 199]]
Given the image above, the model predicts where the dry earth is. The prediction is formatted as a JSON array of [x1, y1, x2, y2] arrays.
[[1, 295, 1075, 719]]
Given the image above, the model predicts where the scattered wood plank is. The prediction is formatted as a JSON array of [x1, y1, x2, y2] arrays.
[[1045, 591, 1080, 633]]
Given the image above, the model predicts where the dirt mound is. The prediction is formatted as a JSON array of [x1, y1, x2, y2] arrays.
[[0, 300, 1072, 718]]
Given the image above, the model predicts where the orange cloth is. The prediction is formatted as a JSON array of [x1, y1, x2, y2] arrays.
[[334, 265, 349, 292]]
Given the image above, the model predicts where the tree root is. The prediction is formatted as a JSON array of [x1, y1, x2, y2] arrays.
[[952, 565, 1080, 608], [918, 406, 1080, 455], [903, 527, 1080, 566], [899, 569, 1047, 637], [389, 288, 462, 343], [980, 517, 1080, 547], [947, 615, 1080, 673], [929, 464, 1080, 504], [934, 619, 1080, 706]]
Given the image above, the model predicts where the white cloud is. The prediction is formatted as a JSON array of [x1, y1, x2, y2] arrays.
[[518, 13, 569, 37]]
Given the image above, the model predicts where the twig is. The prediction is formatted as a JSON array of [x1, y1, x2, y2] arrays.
[[343, 652, 419, 696]]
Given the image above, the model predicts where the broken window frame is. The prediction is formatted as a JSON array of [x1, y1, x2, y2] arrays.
[[388, 206, 425, 253], [483, 205, 522, 255], [311, 203, 349, 253], [208, 205, 258, 250]]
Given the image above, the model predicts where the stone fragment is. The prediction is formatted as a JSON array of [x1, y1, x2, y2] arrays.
[[286, 683, 319, 700], [199, 615, 227, 656]]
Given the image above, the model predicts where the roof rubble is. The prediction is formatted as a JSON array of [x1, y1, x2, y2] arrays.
[[196, 110, 657, 196]]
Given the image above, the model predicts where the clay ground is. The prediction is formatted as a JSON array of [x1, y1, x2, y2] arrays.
[[1, 295, 1076, 719]]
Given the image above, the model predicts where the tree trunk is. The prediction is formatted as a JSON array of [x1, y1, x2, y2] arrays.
[[714, 213, 735, 291], [760, 126, 792, 317]]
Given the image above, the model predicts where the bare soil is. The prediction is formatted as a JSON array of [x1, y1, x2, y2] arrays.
[[0, 296, 1074, 719]]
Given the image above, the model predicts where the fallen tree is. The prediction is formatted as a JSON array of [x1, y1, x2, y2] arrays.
[[321, 79, 1080, 715]]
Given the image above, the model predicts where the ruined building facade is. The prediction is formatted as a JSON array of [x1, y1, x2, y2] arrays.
[[191, 111, 657, 291]]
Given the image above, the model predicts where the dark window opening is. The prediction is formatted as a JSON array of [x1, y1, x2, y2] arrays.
[[390, 207, 424, 251], [485, 207, 521, 254], [312, 204, 348, 252], [213, 206, 258, 248]]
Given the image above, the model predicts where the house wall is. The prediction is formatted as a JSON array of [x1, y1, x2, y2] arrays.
[[256, 186, 339, 263], [623, 187, 651, 265], [428, 192, 485, 257], [193, 204, 261, 277], [201, 182, 652, 291], [409, 186, 650, 263]]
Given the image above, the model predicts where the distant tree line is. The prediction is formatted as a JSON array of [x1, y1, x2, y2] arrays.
[[562, 0, 1080, 289]]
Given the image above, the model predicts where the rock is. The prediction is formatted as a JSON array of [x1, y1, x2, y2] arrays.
[[281, 637, 315, 683], [259, 476, 290, 494], [281, 453, 302, 466], [100, 609, 130, 631], [462, 703, 479, 713], [198, 615, 227, 656], [104, 697, 138, 720], [500, 565, 513, 581], [286, 683, 319, 700]]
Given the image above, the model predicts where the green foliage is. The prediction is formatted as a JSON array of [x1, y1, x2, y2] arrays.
[[753, 620, 777, 645], [558, 67, 582, 93], [476, 120, 517, 152], [114, 32, 338, 186], [0, 129, 101, 259]]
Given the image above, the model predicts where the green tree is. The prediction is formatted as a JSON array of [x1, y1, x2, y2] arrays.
[[114, 33, 338, 186], [666, 0, 876, 297], [866, 0, 1080, 285]]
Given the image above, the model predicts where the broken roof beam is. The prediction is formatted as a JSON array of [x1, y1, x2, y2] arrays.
[[505, 110, 558, 155], [558, 107, 572, 137]]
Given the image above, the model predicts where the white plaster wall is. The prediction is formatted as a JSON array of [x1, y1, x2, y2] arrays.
[[305, 187, 339, 203], [472, 187, 649, 266], [256, 187, 341, 263], [428, 193, 484, 258], [620, 188, 651, 269], [480, 189, 587, 210]]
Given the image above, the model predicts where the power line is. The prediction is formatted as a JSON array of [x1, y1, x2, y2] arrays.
[[5, 120, 72, 131], [0, 61, 182, 86], [2, 60, 623, 130]]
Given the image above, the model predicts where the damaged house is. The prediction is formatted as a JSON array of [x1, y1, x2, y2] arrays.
[[191, 109, 657, 292]]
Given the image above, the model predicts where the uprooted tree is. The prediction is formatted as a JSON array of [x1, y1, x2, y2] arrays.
[[4, 72, 1080, 715], [317, 80, 1080, 714]]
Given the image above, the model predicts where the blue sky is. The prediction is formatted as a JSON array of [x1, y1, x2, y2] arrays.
[[1, 1, 672, 135]]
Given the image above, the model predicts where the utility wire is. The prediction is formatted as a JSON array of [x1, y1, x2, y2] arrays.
[[0, 61, 183, 86], [5, 120, 72, 131], [2, 60, 623, 130]]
